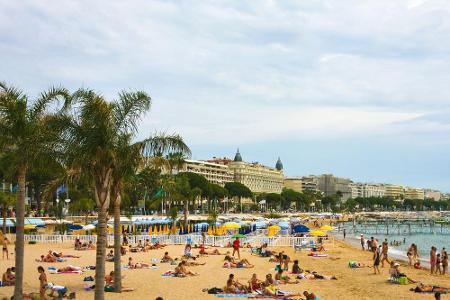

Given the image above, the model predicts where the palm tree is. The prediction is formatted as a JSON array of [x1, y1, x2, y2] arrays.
[[0, 190, 15, 234], [0, 82, 70, 298], [111, 134, 189, 292], [60, 88, 151, 299]]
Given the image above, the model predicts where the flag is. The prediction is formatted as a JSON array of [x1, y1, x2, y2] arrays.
[[154, 187, 164, 198]]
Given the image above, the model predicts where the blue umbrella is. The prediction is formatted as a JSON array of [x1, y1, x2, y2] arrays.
[[69, 224, 83, 230], [292, 224, 310, 233], [278, 221, 290, 229]]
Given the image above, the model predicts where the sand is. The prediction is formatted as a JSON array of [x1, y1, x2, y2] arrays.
[[0, 239, 448, 299]]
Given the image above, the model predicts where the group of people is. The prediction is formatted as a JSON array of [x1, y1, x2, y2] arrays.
[[36, 250, 80, 263], [74, 239, 95, 251], [130, 239, 165, 252], [430, 246, 448, 275]]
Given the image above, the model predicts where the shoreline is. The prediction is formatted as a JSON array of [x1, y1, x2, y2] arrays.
[[332, 233, 432, 269]]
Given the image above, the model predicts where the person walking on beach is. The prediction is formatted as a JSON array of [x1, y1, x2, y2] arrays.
[[2, 237, 9, 260], [441, 248, 448, 275], [360, 234, 365, 251], [430, 246, 437, 275], [343, 229, 346, 239], [381, 238, 390, 268], [232, 237, 241, 260], [373, 246, 381, 274]]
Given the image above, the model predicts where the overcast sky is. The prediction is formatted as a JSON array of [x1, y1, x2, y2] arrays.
[[1, 1, 450, 191]]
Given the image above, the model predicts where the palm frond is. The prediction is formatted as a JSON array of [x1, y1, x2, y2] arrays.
[[113, 90, 151, 133], [30, 86, 71, 120], [141, 133, 191, 159]]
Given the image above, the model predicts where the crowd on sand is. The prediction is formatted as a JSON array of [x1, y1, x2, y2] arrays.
[[0, 228, 449, 299]]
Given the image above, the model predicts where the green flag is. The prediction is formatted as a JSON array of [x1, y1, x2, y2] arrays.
[[154, 186, 164, 198]]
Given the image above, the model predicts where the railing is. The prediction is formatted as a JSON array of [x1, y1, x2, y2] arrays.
[[22, 234, 333, 248]]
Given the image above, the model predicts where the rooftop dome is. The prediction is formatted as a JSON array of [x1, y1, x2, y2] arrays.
[[275, 157, 283, 171], [234, 148, 243, 162]]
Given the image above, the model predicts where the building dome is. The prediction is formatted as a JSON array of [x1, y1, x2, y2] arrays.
[[275, 157, 283, 171], [234, 148, 243, 162]]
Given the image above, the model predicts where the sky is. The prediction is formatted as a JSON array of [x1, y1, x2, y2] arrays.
[[1, 0, 449, 191]]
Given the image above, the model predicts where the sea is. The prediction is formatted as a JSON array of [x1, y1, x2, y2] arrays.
[[334, 222, 449, 267]]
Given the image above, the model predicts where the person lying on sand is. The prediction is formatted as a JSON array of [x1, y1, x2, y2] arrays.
[[296, 270, 336, 280], [411, 283, 449, 293], [223, 256, 254, 268], [199, 244, 222, 255], [224, 273, 249, 293], [128, 257, 150, 269], [2, 268, 15, 285], [181, 259, 205, 266], [57, 265, 81, 273], [274, 269, 299, 284], [51, 251, 80, 258]]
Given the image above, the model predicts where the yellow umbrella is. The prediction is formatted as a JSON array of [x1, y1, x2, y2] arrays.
[[148, 226, 153, 235], [319, 225, 334, 231], [24, 224, 36, 230], [309, 230, 326, 236], [223, 223, 241, 229], [268, 225, 280, 230], [207, 226, 213, 235]]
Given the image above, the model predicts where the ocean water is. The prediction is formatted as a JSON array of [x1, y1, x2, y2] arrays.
[[336, 223, 449, 265]]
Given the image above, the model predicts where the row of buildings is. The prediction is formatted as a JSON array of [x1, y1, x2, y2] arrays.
[[176, 149, 448, 202]]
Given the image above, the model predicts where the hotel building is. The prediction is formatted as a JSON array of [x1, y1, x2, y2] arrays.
[[283, 177, 303, 193]]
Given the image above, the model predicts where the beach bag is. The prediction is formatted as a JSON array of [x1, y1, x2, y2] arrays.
[[207, 287, 223, 294], [104, 285, 115, 292], [398, 276, 408, 285]]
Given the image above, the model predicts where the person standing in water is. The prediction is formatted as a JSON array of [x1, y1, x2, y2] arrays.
[[343, 229, 346, 239], [360, 234, 365, 251], [430, 246, 437, 275]]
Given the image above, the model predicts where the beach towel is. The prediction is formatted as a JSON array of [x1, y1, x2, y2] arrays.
[[307, 253, 328, 257]]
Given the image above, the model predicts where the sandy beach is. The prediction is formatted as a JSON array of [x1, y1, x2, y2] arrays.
[[0, 239, 448, 300]]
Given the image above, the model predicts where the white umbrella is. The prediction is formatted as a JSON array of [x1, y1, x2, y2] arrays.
[[83, 224, 96, 230]]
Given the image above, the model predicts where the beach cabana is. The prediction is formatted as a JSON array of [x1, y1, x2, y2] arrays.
[[223, 222, 241, 229]]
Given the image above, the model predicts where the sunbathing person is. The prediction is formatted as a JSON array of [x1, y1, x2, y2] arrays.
[[296, 270, 336, 280], [292, 260, 303, 274], [303, 290, 320, 300], [87, 241, 96, 250], [275, 269, 299, 284], [36, 255, 56, 263], [51, 251, 80, 258], [248, 273, 263, 292], [120, 245, 127, 256], [224, 274, 249, 293], [223, 256, 254, 268], [390, 262, 416, 283], [199, 244, 222, 255], [2, 268, 15, 286], [181, 259, 205, 266], [161, 252, 173, 263], [106, 250, 114, 262], [174, 262, 198, 276], [58, 265, 81, 272], [263, 273, 275, 287], [128, 257, 150, 269], [104, 271, 134, 292], [412, 283, 449, 293]]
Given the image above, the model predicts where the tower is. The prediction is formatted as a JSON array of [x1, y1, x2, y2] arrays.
[[275, 157, 283, 171]]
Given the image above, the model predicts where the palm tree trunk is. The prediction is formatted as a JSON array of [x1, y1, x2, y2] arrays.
[[94, 179, 111, 300], [113, 193, 122, 293], [184, 200, 188, 229], [14, 166, 26, 299]]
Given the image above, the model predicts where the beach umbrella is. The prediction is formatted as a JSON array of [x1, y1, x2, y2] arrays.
[[232, 233, 246, 238], [83, 224, 95, 231], [278, 221, 290, 229], [148, 226, 153, 235], [309, 230, 326, 236], [24, 224, 36, 230], [292, 224, 310, 233], [319, 225, 334, 231], [223, 222, 241, 229], [69, 224, 83, 230]]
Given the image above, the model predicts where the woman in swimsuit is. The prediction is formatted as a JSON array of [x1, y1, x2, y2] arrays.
[[248, 273, 263, 291], [38, 266, 47, 300], [2, 238, 9, 260], [128, 257, 149, 269], [373, 246, 381, 274], [274, 269, 298, 284]]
